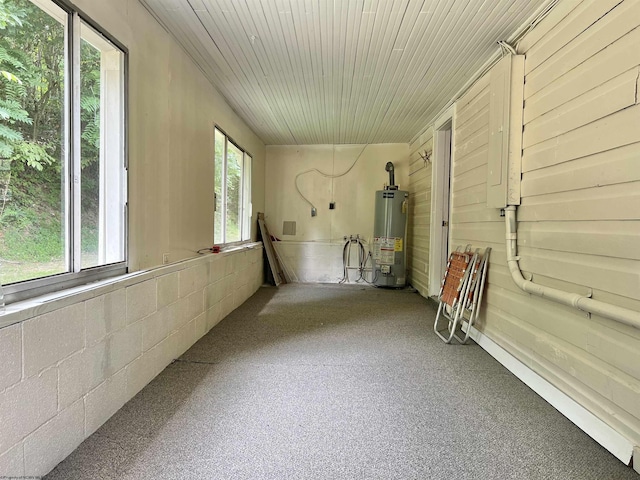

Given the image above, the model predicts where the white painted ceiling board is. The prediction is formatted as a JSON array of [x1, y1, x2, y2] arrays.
[[140, 0, 552, 145]]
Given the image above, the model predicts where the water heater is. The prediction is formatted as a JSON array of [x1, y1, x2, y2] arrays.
[[371, 162, 408, 287]]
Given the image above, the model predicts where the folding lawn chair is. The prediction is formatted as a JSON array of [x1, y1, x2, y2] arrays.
[[451, 247, 491, 344], [433, 246, 478, 344]]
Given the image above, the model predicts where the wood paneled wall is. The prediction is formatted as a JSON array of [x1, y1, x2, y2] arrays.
[[407, 130, 433, 297], [449, 0, 640, 448]]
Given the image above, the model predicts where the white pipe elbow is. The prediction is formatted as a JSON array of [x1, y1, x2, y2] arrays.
[[504, 206, 640, 330]]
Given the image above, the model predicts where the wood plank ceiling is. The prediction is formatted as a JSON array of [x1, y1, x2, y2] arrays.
[[140, 0, 550, 145]]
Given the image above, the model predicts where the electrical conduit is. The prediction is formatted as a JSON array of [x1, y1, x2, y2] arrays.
[[504, 206, 640, 330]]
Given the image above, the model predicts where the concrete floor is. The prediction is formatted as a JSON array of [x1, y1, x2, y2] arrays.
[[46, 284, 638, 479]]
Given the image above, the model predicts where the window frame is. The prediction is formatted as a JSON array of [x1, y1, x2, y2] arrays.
[[1, 0, 128, 304], [214, 126, 252, 246]]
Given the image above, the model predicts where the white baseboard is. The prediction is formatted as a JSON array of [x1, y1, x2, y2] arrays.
[[463, 323, 634, 465]]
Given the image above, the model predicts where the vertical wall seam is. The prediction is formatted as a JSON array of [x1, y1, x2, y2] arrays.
[[20, 323, 24, 382], [635, 67, 639, 104]]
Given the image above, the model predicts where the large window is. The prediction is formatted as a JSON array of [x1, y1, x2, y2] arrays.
[[214, 128, 251, 245], [0, 0, 127, 302]]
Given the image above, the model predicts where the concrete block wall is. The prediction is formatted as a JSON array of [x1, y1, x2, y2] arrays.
[[0, 245, 263, 478]]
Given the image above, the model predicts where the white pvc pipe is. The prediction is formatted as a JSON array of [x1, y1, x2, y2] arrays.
[[504, 206, 640, 330]]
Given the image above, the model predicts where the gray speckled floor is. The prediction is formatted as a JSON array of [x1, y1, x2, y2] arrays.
[[46, 284, 637, 479]]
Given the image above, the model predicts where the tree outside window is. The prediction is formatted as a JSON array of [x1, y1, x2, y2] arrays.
[[0, 0, 126, 300], [214, 128, 251, 245]]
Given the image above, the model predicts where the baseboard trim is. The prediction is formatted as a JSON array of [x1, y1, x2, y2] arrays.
[[463, 323, 634, 465]]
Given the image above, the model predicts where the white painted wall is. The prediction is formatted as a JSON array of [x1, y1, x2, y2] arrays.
[[0, 0, 268, 476], [265, 144, 409, 283], [67, 0, 266, 271]]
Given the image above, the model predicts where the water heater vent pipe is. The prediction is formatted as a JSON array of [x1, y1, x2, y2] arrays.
[[504, 206, 640, 330], [385, 162, 396, 188]]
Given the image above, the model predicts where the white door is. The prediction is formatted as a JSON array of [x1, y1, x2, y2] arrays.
[[429, 113, 453, 297], [439, 129, 452, 281]]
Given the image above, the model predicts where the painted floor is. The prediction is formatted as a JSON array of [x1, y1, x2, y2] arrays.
[[46, 284, 638, 479]]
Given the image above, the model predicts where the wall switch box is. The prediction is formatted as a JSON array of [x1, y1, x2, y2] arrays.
[[283, 221, 296, 235]]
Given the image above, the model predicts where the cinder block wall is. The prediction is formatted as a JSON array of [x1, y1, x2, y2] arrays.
[[0, 246, 263, 478]]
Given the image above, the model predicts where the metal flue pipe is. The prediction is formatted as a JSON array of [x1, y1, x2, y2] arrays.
[[385, 162, 395, 187]]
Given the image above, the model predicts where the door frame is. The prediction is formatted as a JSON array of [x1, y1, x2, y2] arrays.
[[428, 105, 455, 296]]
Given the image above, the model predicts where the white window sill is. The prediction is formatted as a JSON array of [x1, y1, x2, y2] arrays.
[[0, 242, 263, 329]]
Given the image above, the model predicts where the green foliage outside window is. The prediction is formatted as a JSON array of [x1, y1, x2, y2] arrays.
[[214, 129, 244, 244], [0, 0, 101, 284]]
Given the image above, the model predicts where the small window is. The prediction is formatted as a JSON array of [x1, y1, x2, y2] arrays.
[[0, 0, 127, 303], [214, 128, 251, 245]]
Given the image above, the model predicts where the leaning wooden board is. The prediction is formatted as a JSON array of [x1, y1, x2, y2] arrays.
[[257, 212, 287, 286]]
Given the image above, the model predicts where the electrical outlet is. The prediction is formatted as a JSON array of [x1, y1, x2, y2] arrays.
[[329, 202, 335, 209], [163, 253, 170, 265]]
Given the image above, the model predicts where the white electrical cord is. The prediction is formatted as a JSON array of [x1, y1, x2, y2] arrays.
[[498, 40, 516, 56], [294, 144, 369, 213], [409, 0, 562, 147], [515, 0, 561, 51]]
